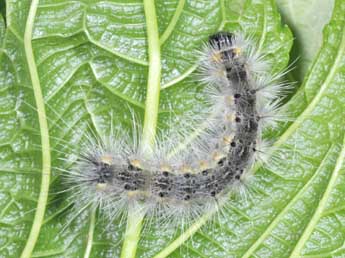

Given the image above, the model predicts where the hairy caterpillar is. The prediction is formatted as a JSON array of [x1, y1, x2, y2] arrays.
[[65, 31, 289, 223]]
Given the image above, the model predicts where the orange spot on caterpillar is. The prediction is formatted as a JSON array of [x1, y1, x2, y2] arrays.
[[101, 155, 113, 165], [225, 95, 234, 106], [211, 52, 222, 63], [130, 159, 141, 168], [225, 113, 236, 122], [233, 47, 241, 57], [96, 183, 108, 191], [223, 134, 235, 144], [160, 164, 172, 172]]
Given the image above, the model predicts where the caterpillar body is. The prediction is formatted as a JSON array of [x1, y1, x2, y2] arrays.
[[66, 31, 288, 221]]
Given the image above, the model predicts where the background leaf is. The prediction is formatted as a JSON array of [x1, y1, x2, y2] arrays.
[[276, 0, 335, 81], [1, 0, 345, 258], [0, 2, 43, 257]]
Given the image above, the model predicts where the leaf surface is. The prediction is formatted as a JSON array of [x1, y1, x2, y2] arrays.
[[1, 0, 345, 258]]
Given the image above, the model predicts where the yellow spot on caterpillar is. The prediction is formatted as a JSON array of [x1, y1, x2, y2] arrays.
[[160, 164, 171, 172], [211, 52, 222, 63], [181, 164, 192, 173], [223, 134, 235, 144], [199, 160, 209, 170], [130, 159, 141, 167], [96, 183, 107, 191], [225, 95, 234, 106], [101, 155, 113, 165], [216, 69, 226, 78], [212, 151, 224, 161], [233, 47, 241, 56], [127, 191, 138, 197], [226, 113, 236, 122], [127, 190, 148, 200]]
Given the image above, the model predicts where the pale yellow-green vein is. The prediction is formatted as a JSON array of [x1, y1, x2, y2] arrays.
[[21, 0, 52, 257], [121, 0, 162, 257]]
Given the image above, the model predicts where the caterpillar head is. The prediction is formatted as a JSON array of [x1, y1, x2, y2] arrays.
[[208, 32, 242, 64]]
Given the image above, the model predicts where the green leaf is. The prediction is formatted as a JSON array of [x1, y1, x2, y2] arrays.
[[0, 3, 44, 258], [1, 0, 345, 258], [0, 1, 5, 22]]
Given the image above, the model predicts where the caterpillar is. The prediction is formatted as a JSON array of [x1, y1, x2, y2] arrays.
[[65, 31, 289, 222]]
